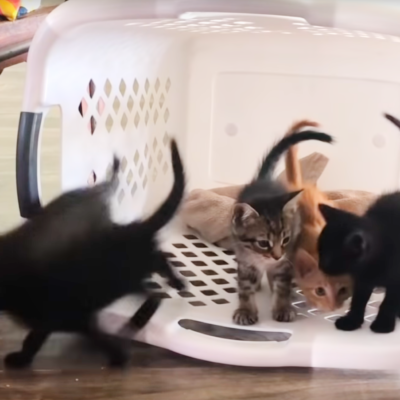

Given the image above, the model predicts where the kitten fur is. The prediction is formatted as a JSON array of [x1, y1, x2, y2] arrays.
[[19, 158, 120, 262], [231, 123, 333, 325], [0, 139, 185, 368], [284, 120, 352, 311], [317, 113, 400, 334]]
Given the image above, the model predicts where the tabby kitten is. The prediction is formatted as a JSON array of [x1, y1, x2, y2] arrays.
[[317, 113, 400, 334], [231, 126, 333, 325], [285, 120, 352, 311], [0, 139, 185, 368]]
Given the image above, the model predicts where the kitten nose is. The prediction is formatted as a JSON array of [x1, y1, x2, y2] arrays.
[[271, 246, 282, 260]]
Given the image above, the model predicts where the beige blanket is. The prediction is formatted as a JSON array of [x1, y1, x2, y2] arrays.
[[180, 153, 377, 248]]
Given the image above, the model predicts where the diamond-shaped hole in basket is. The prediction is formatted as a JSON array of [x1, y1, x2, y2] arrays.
[[118, 189, 125, 204], [201, 290, 217, 296], [121, 113, 128, 130], [223, 268, 237, 274], [213, 279, 229, 285], [90, 116, 97, 135], [134, 112, 140, 128], [131, 182, 138, 198], [126, 170, 134, 185], [213, 259, 229, 266], [163, 252, 176, 259], [170, 261, 186, 267], [97, 97, 105, 116], [173, 243, 187, 249], [190, 280, 207, 287], [202, 269, 218, 276], [106, 115, 114, 133], [180, 270, 196, 278], [113, 97, 121, 114], [78, 98, 88, 117], [178, 291, 195, 298], [127, 96, 134, 112], [213, 298, 230, 305], [203, 251, 218, 257], [166, 78, 171, 93], [120, 157, 128, 173], [133, 79, 139, 95], [155, 293, 172, 300], [119, 79, 126, 96], [188, 301, 206, 307], [182, 252, 198, 258], [163, 132, 169, 146], [192, 261, 207, 267], [87, 171, 97, 186], [184, 234, 199, 240], [155, 78, 160, 93], [163, 162, 169, 174], [164, 108, 170, 123], [88, 79, 96, 98], [104, 79, 112, 97], [224, 287, 237, 294], [223, 250, 235, 256], [193, 243, 208, 249], [145, 79, 150, 94], [178, 320, 291, 342]]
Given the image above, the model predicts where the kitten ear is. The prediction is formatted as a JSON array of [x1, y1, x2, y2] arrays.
[[344, 231, 367, 258], [232, 203, 258, 227], [318, 203, 342, 222], [294, 249, 318, 278], [282, 190, 303, 206]]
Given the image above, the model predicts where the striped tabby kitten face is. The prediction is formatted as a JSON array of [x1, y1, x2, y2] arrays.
[[232, 196, 298, 261]]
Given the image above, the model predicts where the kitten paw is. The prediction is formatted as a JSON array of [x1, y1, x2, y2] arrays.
[[370, 316, 396, 334], [335, 315, 363, 331], [272, 305, 296, 323], [233, 308, 258, 326], [4, 352, 32, 369]]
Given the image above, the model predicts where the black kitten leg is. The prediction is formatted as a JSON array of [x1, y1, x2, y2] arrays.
[[87, 325, 129, 368], [335, 283, 372, 331], [155, 252, 185, 291], [129, 295, 161, 329], [4, 330, 49, 369], [370, 286, 398, 333], [118, 295, 162, 338]]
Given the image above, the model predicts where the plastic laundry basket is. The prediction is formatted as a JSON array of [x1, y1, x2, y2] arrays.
[[16, 0, 400, 370]]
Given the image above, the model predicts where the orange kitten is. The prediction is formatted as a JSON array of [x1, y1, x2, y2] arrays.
[[285, 120, 352, 311]]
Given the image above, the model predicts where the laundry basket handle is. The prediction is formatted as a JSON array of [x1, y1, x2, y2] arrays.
[[16, 111, 43, 219]]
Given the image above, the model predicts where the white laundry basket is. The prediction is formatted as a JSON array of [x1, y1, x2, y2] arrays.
[[16, 0, 400, 370]]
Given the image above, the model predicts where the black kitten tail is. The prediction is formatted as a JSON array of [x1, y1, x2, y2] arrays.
[[142, 139, 185, 234], [257, 130, 334, 181], [384, 113, 400, 130]]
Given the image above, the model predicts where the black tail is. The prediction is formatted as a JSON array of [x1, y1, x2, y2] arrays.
[[384, 113, 400, 130], [142, 139, 185, 234], [257, 130, 334, 181]]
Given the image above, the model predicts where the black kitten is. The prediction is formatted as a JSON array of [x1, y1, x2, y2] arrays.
[[0, 139, 185, 368], [318, 113, 400, 334]]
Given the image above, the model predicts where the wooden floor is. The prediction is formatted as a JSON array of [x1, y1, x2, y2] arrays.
[[1, 39, 400, 400]]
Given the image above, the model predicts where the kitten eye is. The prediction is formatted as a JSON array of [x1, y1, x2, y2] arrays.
[[338, 287, 348, 296], [315, 287, 326, 297], [257, 240, 271, 249], [282, 236, 290, 246]]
